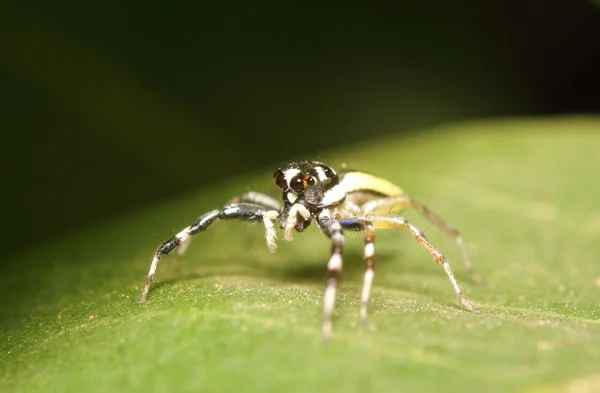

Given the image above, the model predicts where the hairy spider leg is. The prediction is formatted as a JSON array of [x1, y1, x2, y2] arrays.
[[360, 223, 376, 321], [137, 203, 280, 303], [318, 214, 345, 339], [228, 191, 283, 211], [361, 195, 484, 285], [339, 214, 479, 315], [176, 192, 282, 257]]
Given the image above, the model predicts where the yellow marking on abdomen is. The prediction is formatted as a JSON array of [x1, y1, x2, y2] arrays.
[[339, 171, 404, 197]]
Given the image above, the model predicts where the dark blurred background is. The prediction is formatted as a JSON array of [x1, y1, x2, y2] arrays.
[[1, 1, 599, 258]]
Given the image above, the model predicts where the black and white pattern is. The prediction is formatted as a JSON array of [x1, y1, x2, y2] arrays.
[[138, 160, 481, 338]]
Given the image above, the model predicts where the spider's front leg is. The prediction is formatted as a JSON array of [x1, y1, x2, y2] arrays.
[[137, 203, 280, 303], [318, 214, 345, 339], [176, 192, 282, 257], [336, 217, 376, 322]]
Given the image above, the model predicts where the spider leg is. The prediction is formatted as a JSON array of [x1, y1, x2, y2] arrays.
[[176, 192, 282, 257], [333, 219, 377, 322], [137, 203, 279, 303], [324, 218, 376, 322], [317, 215, 345, 339], [361, 195, 484, 285], [174, 234, 193, 258], [360, 223, 376, 321], [340, 214, 479, 314], [227, 191, 282, 211]]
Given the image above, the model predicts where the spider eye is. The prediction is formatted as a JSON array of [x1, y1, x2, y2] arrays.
[[306, 176, 315, 186], [290, 175, 305, 193], [274, 170, 288, 190]]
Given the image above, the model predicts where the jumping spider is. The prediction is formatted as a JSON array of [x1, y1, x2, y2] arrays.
[[138, 161, 481, 337]]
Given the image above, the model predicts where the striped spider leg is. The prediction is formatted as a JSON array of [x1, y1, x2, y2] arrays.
[[361, 196, 485, 285], [339, 214, 479, 325], [137, 193, 280, 303], [318, 209, 478, 338], [317, 210, 377, 338], [174, 192, 282, 258]]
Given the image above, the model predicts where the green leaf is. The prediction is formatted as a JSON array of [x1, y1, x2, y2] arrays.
[[2, 118, 600, 393]]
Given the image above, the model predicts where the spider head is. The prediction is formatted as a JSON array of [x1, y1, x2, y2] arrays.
[[273, 161, 345, 208]]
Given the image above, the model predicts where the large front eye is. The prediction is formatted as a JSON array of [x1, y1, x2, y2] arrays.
[[274, 170, 288, 190], [290, 175, 305, 193]]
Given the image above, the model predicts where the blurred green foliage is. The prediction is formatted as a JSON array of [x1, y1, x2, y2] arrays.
[[0, 1, 532, 257], [1, 1, 599, 259]]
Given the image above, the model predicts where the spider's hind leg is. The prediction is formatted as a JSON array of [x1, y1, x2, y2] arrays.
[[341, 214, 479, 314], [362, 195, 484, 285]]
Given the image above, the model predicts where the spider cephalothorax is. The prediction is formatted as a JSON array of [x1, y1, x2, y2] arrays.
[[273, 161, 343, 207], [137, 160, 482, 338], [274, 161, 345, 235]]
